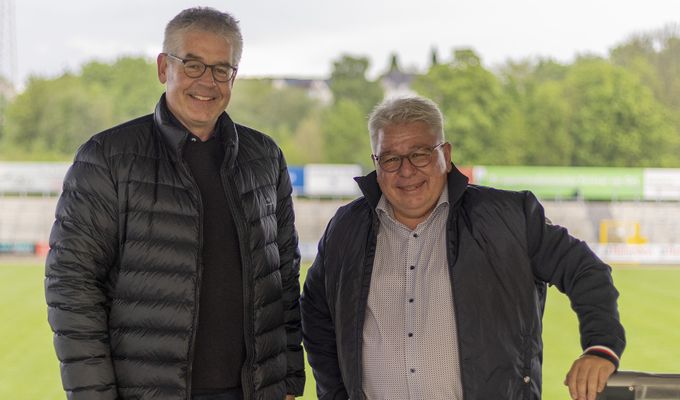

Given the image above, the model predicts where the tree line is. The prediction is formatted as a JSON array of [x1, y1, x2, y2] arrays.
[[0, 25, 679, 168]]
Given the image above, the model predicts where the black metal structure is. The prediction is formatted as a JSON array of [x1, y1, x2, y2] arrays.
[[598, 371, 680, 400]]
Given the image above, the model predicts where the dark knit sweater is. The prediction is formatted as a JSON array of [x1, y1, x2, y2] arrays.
[[183, 134, 244, 393]]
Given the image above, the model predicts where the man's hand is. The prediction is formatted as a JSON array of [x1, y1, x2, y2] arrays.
[[285, 395, 295, 400], [564, 355, 616, 400]]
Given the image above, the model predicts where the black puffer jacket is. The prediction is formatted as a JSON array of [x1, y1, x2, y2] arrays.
[[301, 167, 625, 400], [45, 97, 305, 400]]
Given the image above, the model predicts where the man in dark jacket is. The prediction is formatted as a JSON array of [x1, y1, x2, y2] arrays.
[[300, 96, 625, 400], [45, 7, 304, 400]]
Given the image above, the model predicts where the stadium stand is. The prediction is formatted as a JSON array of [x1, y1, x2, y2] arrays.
[[1, 196, 680, 262], [1, 161, 680, 264]]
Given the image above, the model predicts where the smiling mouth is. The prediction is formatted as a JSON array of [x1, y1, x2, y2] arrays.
[[190, 94, 215, 101], [398, 181, 425, 192]]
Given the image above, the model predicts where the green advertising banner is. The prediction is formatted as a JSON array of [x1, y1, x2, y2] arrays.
[[472, 166, 644, 200]]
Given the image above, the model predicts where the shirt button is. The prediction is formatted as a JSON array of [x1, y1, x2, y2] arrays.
[[409, 298, 414, 303], [523, 376, 531, 383], [408, 333, 413, 337], [410, 368, 416, 373], [409, 265, 415, 270], [413, 233, 419, 238], [190, 137, 197, 142]]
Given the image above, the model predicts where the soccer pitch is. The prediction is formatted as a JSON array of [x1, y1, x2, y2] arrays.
[[2, 264, 678, 399]]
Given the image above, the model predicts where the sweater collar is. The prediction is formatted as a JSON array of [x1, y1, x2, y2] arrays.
[[355, 164, 469, 209], [153, 94, 239, 163]]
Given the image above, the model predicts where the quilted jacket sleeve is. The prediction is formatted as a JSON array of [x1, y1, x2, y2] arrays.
[[524, 191, 626, 358], [45, 137, 120, 400], [275, 149, 306, 396]]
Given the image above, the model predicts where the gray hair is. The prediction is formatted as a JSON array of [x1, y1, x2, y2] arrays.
[[163, 7, 244, 66], [368, 96, 445, 153]]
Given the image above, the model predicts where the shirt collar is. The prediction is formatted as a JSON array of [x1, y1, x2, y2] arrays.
[[154, 94, 239, 165]]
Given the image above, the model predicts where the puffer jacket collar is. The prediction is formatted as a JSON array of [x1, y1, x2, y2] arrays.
[[354, 163, 470, 209], [153, 94, 239, 168]]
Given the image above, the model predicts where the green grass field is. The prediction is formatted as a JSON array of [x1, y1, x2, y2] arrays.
[[2, 264, 679, 399]]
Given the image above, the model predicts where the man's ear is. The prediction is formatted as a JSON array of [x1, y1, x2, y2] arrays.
[[157, 53, 168, 84], [444, 142, 453, 172]]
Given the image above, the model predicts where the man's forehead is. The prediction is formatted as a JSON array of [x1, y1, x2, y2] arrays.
[[377, 141, 436, 155], [377, 125, 436, 151], [378, 121, 434, 137], [175, 30, 233, 61], [182, 52, 231, 63]]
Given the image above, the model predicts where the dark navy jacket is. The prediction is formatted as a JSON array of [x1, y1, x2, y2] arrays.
[[301, 166, 624, 399]]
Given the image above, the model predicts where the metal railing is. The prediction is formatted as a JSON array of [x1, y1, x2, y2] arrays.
[[598, 371, 680, 399]]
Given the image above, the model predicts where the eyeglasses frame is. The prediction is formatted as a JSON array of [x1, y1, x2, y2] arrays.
[[164, 53, 238, 83], [372, 142, 448, 172]]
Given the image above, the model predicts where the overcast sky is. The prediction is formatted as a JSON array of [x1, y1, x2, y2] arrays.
[[6, 0, 680, 86]]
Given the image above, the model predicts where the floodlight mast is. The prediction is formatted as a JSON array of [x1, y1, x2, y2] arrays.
[[0, 0, 18, 88]]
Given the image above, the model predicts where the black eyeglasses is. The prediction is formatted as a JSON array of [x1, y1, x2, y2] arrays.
[[164, 53, 237, 82], [372, 142, 447, 172]]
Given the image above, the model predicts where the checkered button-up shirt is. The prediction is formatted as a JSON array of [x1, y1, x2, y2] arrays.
[[362, 185, 463, 400]]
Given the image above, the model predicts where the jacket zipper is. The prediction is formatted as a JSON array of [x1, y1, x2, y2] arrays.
[[180, 156, 204, 399], [447, 217, 466, 400], [355, 211, 379, 400], [223, 173, 255, 400]]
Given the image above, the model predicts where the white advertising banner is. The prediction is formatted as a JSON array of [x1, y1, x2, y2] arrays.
[[593, 243, 680, 265], [643, 169, 680, 200], [0, 162, 70, 194], [303, 164, 362, 197]]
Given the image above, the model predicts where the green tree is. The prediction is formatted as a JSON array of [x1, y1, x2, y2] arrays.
[[3, 75, 114, 159], [2, 57, 163, 160], [523, 81, 572, 165], [228, 78, 322, 165], [413, 49, 518, 165], [230, 79, 317, 137], [277, 111, 325, 165], [610, 37, 659, 86], [328, 54, 383, 113], [430, 47, 439, 68], [655, 33, 680, 118], [563, 58, 678, 166], [497, 59, 533, 165], [80, 57, 164, 123], [532, 58, 570, 82], [321, 99, 372, 167], [318, 55, 384, 169], [611, 25, 680, 147], [611, 26, 680, 112], [498, 58, 572, 165]]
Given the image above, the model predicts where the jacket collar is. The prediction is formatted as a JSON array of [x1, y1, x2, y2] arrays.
[[153, 94, 239, 165], [355, 164, 469, 209]]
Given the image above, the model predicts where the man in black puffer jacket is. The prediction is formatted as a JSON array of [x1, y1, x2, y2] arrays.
[[45, 7, 304, 400], [301, 96, 624, 400]]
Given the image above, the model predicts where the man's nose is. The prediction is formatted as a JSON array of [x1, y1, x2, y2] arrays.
[[198, 67, 217, 86], [398, 157, 417, 176]]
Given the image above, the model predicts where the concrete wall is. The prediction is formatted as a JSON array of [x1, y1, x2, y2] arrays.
[[1, 196, 678, 249]]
